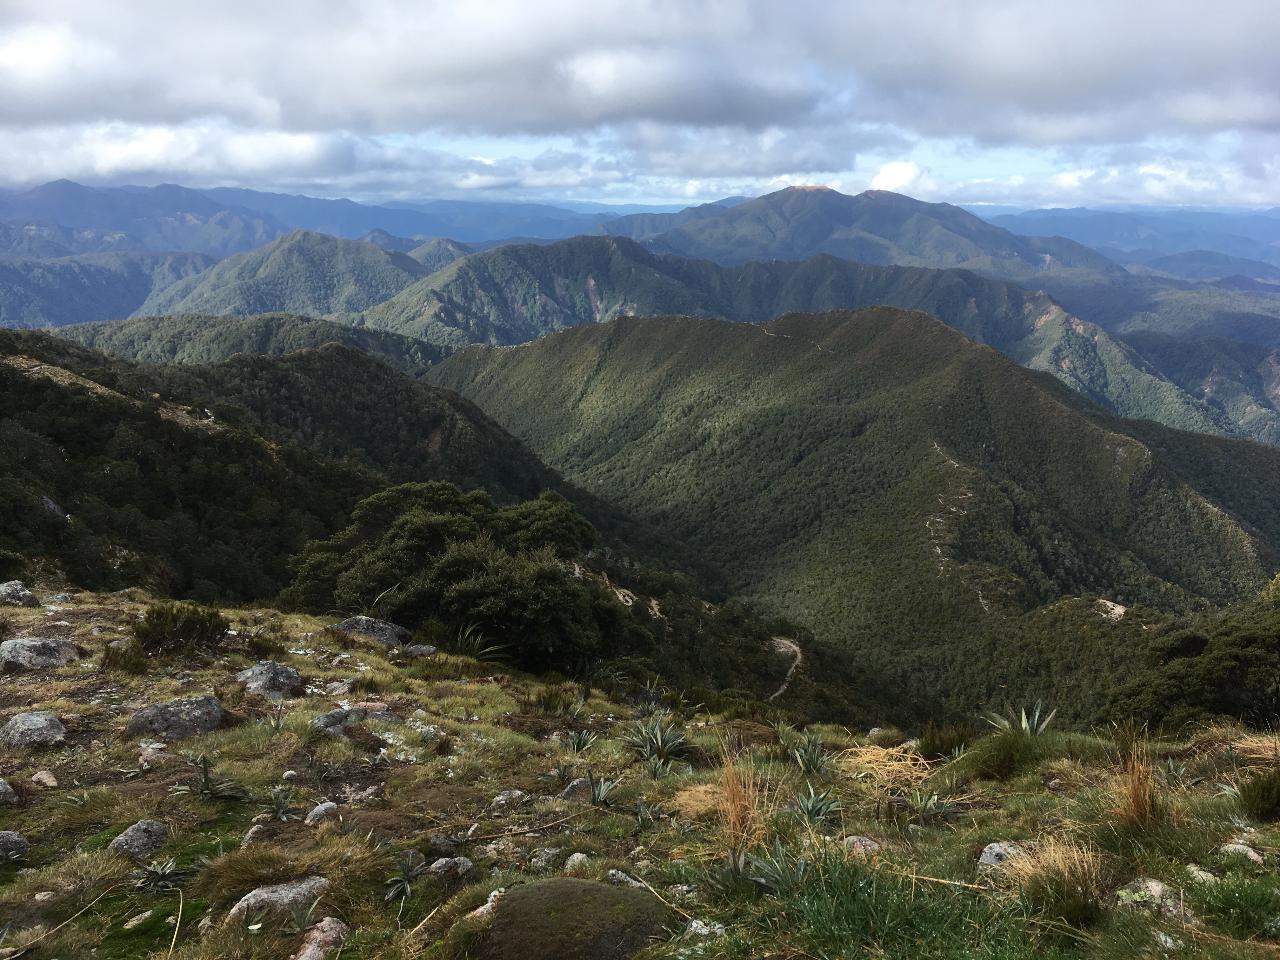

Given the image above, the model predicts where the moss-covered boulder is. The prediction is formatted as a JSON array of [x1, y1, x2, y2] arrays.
[[475, 878, 674, 960]]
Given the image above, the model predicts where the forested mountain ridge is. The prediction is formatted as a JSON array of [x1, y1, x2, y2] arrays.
[[430, 308, 1280, 718]]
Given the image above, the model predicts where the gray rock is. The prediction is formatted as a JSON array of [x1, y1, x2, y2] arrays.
[[978, 841, 1026, 871], [225, 876, 329, 925], [842, 835, 883, 858], [331, 616, 410, 648], [0, 778, 16, 804], [529, 847, 563, 871], [242, 824, 270, 846], [424, 832, 462, 858], [0, 581, 38, 607], [0, 711, 67, 749], [428, 856, 474, 881], [490, 788, 528, 810], [305, 801, 340, 826], [1219, 842, 1264, 864], [607, 868, 646, 888], [1185, 864, 1217, 885], [399, 644, 437, 658], [292, 916, 349, 960], [108, 820, 168, 861], [124, 696, 223, 741], [31, 769, 58, 788], [564, 852, 591, 872], [48, 593, 75, 604], [558, 777, 592, 802], [1115, 878, 1196, 922], [235, 661, 303, 699], [0, 637, 81, 672], [0, 830, 30, 861]]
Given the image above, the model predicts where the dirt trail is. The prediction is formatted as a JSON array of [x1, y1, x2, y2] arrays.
[[767, 636, 802, 701]]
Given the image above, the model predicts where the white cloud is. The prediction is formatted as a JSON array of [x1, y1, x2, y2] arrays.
[[870, 161, 924, 192]]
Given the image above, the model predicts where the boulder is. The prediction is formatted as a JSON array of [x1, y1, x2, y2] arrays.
[[0, 581, 38, 607], [978, 841, 1026, 871], [108, 820, 168, 861], [399, 644, 437, 658], [558, 777, 592, 802], [529, 847, 562, 871], [292, 916, 349, 960], [564, 852, 591, 872], [0, 777, 16, 804], [0, 711, 67, 749], [31, 770, 58, 788], [124, 696, 223, 741], [429, 856, 474, 882], [1115, 878, 1196, 923], [842, 835, 882, 858], [0, 638, 81, 672], [470, 877, 673, 960], [331, 616, 410, 648], [225, 876, 329, 925], [304, 801, 340, 826], [235, 661, 303, 699], [0, 831, 30, 861]]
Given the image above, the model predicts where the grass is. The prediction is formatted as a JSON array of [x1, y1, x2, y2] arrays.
[[1002, 836, 1109, 927]]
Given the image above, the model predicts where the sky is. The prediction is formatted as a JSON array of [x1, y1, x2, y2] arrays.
[[1, 0, 1279, 208]]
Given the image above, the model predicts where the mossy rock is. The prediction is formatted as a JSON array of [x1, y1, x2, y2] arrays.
[[476, 878, 674, 960]]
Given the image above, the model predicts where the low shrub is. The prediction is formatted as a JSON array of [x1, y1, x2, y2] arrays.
[[917, 720, 982, 760], [1237, 766, 1280, 822], [132, 602, 229, 654], [101, 637, 147, 674]]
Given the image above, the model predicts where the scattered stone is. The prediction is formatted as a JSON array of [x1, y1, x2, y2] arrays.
[[242, 824, 270, 846], [686, 918, 727, 938], [607, 868, 646, 888], [1219, 842, 1264, 865], [308, 705, 397, 737], [0, 637, 81, 671], [282, 769, 298, 781], [0, 711, 67, 749], [424, 832, 463, 858], [0, 581, 38, 607], [0, 778, 16, 804], [305, 801, 340, 826], [234, 661, 303, 699], [31, 770, 57, 788], [108, 820, 168, 861], [323, 679, 352, 696], [529, 847, 562, 871], [564, 852, 591, 872], [1115, 878, 1197, 923], [0, 831, 30, 861], [399, 644, 437, 659], [291, 916, 349, 960], [331, 616, 410, 648], [842, 835, 882, 858], [123, 910, 154, 930], [225, 876, 330, 925], [48, 592, 74, 604], [428, 856, 474, 881], [557, 777, 592, 802], [490, 788, 528, 810], [124, 696, 223, 741], [978, 841, 1026, 871], [464, 887, 506, 921], [1185, 864, 1217, 885]]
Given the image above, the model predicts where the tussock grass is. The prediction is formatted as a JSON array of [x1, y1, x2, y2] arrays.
[[717, 746, 775, 853], [1002, 836, 1108, 927], [1109, 750, 1165, 829]]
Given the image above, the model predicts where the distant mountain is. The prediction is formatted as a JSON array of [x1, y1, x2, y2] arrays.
[[406, 237, 474, 272], [605, 186, 1123, 282], [0, 221, 146, 258], [137, 231, 430, 317], [356, 234, 1228, 439], [1135, 250, 1280, 283], [55, 312, 446, 372], [430, 309, 1280, 718], [358, 228, 425, 253], [0, 180, 283, 256], [991, 207, 1280, 265], [0, 252, 214, 328]]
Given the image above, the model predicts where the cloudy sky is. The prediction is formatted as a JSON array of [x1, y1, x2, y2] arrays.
[[2, 0, 1278, 207]]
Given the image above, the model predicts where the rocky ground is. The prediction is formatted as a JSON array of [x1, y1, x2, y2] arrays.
[[1, 581, 1278, 959]]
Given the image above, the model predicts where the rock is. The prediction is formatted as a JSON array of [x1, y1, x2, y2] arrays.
[[686, 918, 727, 938], [978, 841, 1026, 871], [291, 916, 349, 960], [474, 877, 673, 960], [225, 876, 330, 925], [399, 644, 437, 658], [309, 706, 373, 738], [0, 778, 16, 804], [33, 891, 55, 903], [564, 852, 591, 872], [31, 770, 57, 788], [557, 777, 592, 802], [607, 868, 645, 888], [529, 847, 562, 871], [0, 581, 38, 607], [124, 696, 223, 741], [0, 711, 67, 749], [122, 910, 154, 930], [282, 769, 298, 781], [331, 616, 410, 648], [48, 593, 74, 604], [424, 832, 463, 859], [242, 824, 270, 846], [464, 887, 506, 921], [108, 820, 168, 861], [1219, 842, 1264, 864], [0, 638, 81, 671], [304, 801, 340, 826], [234, 661, 303, 699], [428, 856, 474, 881], [1185, 864, 1217, 885], [1115, 878, 1196, 923], [0, 831, 30, 861], [490, 788, 528, 810], [842, 835, 882, 858]]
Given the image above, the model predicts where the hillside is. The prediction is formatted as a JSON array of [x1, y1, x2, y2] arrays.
[[1136, 250, 1280, 283], [54, 312, 447, 372], [431, 309, 1280, 719], [407, 236, 474, 271], [605, 186, 1123, 282], [136, 231, 430, 317], [0, 252, 215, 328], [358, 235, 1229, 439]]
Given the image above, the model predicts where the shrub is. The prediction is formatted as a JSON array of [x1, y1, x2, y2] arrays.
[[1237, 767, 1280, 822], [132, 602, 229, 654], [101, 637, 147, 674], [952, 729, 1042, 781], [1004, 837, 1107, 928], [917, 720, 981, 760]]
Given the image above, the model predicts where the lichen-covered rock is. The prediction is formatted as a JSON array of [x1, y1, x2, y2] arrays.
[[109, 820, 168, 861], [0, 637, 81, 671], [234, 661, 303, 699], [564, 852, 591, 872], [1115, 878, 1197, 923], [0, 581, 38, 607], [490, 789, 528, 810], [292, 916, 349, 960], [225, 876, 329, 925], [978, 841, 1026, 871], [0, 711, 67, 749], [429, 856, 474, 881], [558, 777, 592, 802], [842, 835, 882, 858], [124, 696, 223, 741], [0, 830, 30, 861], [470, 877, 674, 960], [331, 616, 410, 648], [305, 801, 340, 826], [1219, 842, 1264, 865]]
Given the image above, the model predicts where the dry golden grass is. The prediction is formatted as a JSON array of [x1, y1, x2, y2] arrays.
[[836, 743, 934, 789], [715, 744, 779, 852], [1109, 749, 1164, 828], [1003, 836, 1108, 925]]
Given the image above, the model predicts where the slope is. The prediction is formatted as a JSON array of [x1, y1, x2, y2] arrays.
[[430, 309, 1280, 718]]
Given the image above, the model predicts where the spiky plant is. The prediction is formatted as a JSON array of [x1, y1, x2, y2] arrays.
[[567, 729, 598, 754], [131, 858, 188, 892], [748, 841, 811, 897], [261, 703, 289, 735], [793, 783, 842, 826], [644, 755, 676, 779], [168, 755, 249, 803], [984, 701, 1057, 736], [621, 715, 688, 763], [790, 733, 832, 778], [450, 622, 509, 662], [264, 786, 302, 822], [589, 773, 621, 807], [384, 851, 428, 908]]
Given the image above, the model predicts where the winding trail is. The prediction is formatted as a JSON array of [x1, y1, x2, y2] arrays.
[[767, 636, 803, 701]]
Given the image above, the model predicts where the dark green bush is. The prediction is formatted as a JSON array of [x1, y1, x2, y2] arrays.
[[918, 720, 982, 760], [132, 602, 229, 654], [1238, 767, 1280, 821], [101, 637, 147, 674]]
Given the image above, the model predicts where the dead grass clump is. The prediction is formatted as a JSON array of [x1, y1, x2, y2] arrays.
[[1109, 749, 1164, 829], [718, 750, 772, 852], [837, 744, 933, 790], [1003, 836, 1107, 927]]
